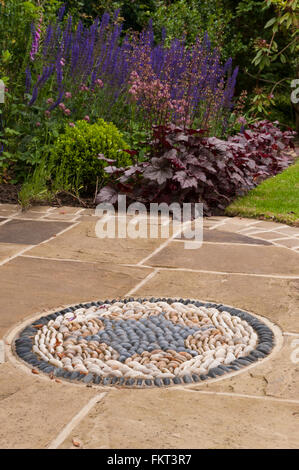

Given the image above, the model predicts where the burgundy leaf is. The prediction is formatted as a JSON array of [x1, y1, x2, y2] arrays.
[[122, 149, 138, 156], [96, 186, 118, 204], [98, 155, 117, 164], [173, 171, 198, 189]]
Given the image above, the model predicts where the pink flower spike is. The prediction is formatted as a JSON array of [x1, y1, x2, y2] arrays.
[[69, 122, 75, 127], [47, 98, 54, 104], [64, 109, 71, 116], [84, 115, 90, 122], [59, 102, 66, 110], [237, 116, 247, 125], [44, 110, 51, 118], [95, 79, 103, 88], [36, 122, 41, 127], [65, 92, 72, 99]]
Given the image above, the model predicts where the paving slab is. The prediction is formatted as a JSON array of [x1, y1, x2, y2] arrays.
[[11, 211, 49, 220], [207, 219, 262, 232], [26, 221, 167, 265], [178, 228, 272, 245], [58, 389, 299, 449], [148, 242, 299, 276], [0, 204, 19, 211], [49, 206, 82, 215], [275, 238, 299, 249], [133, 269, 299, 333], [0, 219, 72, 245], [0, 209, 298, 449], [249, 221, 289, 230], [0, 256, 152, 337], [0, 209, 20, 218], [275, 226, 299, 237], [190, 335, 299, 401], [25, 205, 53, 213], [0, 362, 97, 449], [247, 231, 289, 240], [44, 214, 80, 221], [0, 243, 28, 262]]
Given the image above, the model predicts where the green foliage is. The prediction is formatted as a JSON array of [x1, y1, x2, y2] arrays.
[[0, 0, 297, 191], [152, 0, 202, 44], [249, 0, 298, 126], [18, 156, 53, 208], [152, 0, 237, 55], [0, 91, 65, 181], [0, 0, 46, 82], [0, 0, 65, 182], [66, 0, 159, 29], [18, 152, 73, 209], [50, 119, 131, 194]]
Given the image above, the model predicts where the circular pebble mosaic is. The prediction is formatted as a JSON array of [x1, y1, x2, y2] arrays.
[[14, 298, 275, 387]]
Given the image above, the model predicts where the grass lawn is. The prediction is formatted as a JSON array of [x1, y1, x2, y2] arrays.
[[225, 158, 299, 226]]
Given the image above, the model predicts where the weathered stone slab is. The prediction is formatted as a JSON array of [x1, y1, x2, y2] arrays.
[[178, 228, 272, 245], [27, 221, 165, 264], [0, 256, 152, 337], [148, 243, 299, 275], [0, 243, 28, 262], [0, 219, 72, 245], [191, 335, 299, 401], [0, 362, 97, 449], [58, 388, 299, 449], [133, 269, 299, 333]]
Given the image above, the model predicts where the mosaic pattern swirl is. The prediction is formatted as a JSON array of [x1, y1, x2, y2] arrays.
[[14, 298, 275, 387]]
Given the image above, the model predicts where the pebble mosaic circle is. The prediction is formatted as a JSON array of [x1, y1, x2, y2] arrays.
[[14, 298, 275, 387]]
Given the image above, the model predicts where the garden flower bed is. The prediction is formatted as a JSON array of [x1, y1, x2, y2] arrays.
[[0, 3, 297, 216]]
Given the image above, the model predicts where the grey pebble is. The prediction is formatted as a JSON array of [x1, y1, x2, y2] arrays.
[[183, 375, 192, 384], [154, 378, 163, 387], [125, 379, 135, 386], [83, 373, 94, 383], [173, 377, 181, 384]]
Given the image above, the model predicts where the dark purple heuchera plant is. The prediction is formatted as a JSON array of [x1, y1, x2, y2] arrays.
[[26, 10, 238, 132], [96, 121, 295, 214]]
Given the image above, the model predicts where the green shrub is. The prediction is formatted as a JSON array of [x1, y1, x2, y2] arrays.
[[50, 119, 131, 194]]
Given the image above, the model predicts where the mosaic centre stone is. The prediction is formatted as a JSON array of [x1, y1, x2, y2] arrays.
[[14, 298, 275, 387]]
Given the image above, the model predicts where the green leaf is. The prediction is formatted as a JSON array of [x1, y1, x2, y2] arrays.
[[265, 17, 276, 29], [4, 127, 20, 136], [286, 15, 293, 29], [279, 13, 289, 25], [1, 50, 12, 63]]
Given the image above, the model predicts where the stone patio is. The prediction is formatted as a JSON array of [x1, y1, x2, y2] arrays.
[[0, 203, 298, 449]]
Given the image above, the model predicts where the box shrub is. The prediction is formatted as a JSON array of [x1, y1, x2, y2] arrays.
[[50, 119, 131, 194]]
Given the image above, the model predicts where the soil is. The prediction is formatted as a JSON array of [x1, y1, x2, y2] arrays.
[[0, 183, 21, 204]]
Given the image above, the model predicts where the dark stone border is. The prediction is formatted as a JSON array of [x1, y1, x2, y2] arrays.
[[14, 298, 275, 388]]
